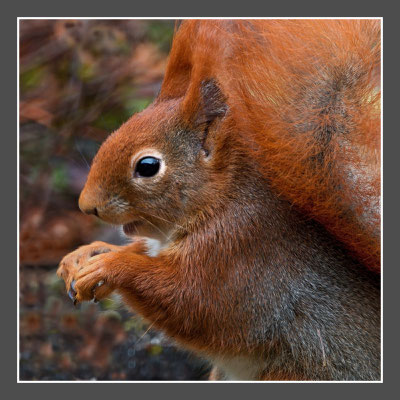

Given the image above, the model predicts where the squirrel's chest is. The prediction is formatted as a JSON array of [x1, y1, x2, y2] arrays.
[[143, 237, 173, 257]]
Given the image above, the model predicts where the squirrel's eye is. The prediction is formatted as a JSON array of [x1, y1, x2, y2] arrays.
[[135, 157, 160, 178]]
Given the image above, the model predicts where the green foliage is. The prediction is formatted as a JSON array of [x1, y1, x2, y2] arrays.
[[77, 62, 96, 82], [20, 65, 46, 93], [148, 344, 163, 356], [101, 310, 123, 322], [93, 108, 130, 131], [100, 297, 119, 310], [123, 318, 146, 333], [124, 97, 152, 114], [146, 21, 174, 53], [51, 164, 68, 193], [47, 274, 66, 295]]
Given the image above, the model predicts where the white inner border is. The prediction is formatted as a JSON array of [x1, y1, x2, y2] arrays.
[[17, 16, 383, 384]]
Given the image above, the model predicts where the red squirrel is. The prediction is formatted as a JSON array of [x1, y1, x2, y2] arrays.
[[57, 20, 381, 380]]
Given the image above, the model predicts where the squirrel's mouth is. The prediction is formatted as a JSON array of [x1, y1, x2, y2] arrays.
[[122, 221, 144, 236]]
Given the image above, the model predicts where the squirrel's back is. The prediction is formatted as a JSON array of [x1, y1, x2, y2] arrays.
[[160, 19, 381, 272]]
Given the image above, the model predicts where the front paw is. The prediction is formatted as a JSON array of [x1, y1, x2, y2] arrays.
[[57, 241, 120, 304], [72, 252, 117, 303]]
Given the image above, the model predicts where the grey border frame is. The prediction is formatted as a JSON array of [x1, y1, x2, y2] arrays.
[[6, 0, 395, 397]]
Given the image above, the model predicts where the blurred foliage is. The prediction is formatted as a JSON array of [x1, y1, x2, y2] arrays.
[[146, 21, 177, 53], [20, 19, 174, 264], [20, 266, 206, 380], [19, 19, 206, 381]]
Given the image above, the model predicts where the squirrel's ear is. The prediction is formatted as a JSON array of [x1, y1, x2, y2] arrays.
[[195, 79, 228, 126], [181, 79, 228, 157]]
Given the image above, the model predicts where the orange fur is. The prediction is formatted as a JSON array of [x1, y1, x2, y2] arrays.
[[58, 20, 381, 381], [162, 20, 381, 272]]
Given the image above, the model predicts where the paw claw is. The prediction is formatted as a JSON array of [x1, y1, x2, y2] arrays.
[[68, 282, 77, 303]]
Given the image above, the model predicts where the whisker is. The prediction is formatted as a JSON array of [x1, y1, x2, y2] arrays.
[[138, 215, 171, 241], [140, 210, 185, 230], [75, 141, 91, 170], [135, 318, 159, 345]]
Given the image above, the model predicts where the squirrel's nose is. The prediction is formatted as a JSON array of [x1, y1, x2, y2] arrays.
[[81, 206, 99, 217], [79, 189, 99, 217]]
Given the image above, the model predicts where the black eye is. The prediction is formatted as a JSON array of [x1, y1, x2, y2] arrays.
[[135, 157, 160, 178]]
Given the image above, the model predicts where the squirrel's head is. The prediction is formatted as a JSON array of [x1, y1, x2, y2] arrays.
[[79, 79, 231, 241]]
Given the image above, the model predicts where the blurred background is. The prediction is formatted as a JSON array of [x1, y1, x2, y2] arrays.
[[19, 19, 207, 381]]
